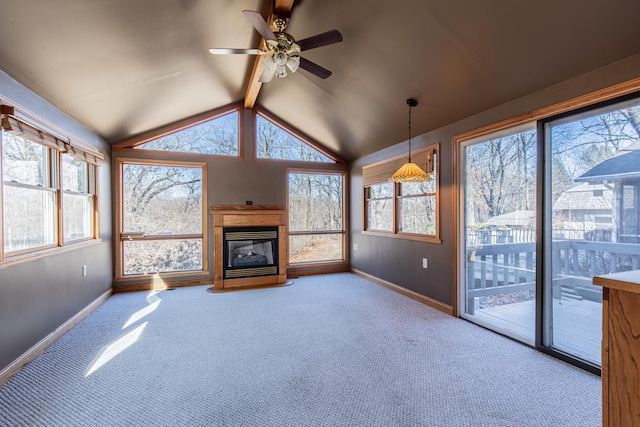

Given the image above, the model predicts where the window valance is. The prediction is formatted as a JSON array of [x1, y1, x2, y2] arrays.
[[1, 104, 103, 165], [363, 145, 436, 187]]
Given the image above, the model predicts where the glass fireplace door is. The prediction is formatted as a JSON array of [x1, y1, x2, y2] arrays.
[[223, 227, 278, 279]]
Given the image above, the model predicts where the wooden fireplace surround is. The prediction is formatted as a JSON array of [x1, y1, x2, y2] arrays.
[[210, 205, 287, 290]]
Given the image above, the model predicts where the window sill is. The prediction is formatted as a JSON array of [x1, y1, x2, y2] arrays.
[[288, 260, 349, 268], [362, 230, 442, 244], [0, 239, 103, 270], [115, 269, 211, 282]]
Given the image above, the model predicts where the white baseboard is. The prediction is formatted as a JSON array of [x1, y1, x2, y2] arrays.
[[0, 288, 112, 386], [351, 268, 453, 316]]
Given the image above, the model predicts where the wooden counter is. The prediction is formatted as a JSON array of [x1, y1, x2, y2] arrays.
[[593, 270, 640, 427]]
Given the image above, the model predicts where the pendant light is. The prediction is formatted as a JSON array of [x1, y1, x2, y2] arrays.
[[389, 98, 430, 183]]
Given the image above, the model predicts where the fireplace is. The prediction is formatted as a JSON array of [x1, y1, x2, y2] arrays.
[[224, 226, 278, 279], [210, 205, 287, 290]]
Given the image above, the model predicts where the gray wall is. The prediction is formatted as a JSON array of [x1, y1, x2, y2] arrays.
[[112, 109, 349, 287], [0, 71, 113, 372], [1, 52, 638, 371], [349, 54, 640, 308]]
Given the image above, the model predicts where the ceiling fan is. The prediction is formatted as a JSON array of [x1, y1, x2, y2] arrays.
[[209, 10, 342, 82]]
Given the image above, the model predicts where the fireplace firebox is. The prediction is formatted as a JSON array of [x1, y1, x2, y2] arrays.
[[224, 227, 278, 279], [210, 205, 287, 290]]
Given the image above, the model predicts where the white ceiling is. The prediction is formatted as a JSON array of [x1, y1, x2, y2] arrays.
[[1, 0, 639, 161]]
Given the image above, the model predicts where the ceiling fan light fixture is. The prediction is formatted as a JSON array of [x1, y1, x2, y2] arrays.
[[286, 56, 300, 73], [389, 98, 430, 183], [276, 64, 287, 78], [272, 51, 289, 77], [258, 56, 277, 82], [262, 56, 275, 70], [273, 51, 288, 66]]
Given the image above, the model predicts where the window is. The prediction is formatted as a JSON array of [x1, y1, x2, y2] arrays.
[[62, 154, 95, 242], [398, 180, 437, 235], [1, 104, 101, 262], [362, 144, 440, 242], [365, 182, 393, 232], [256, 111, 337, 163], [113, 104, 242, 157], [117, 159, 206, 277], [133, 110, 240, 156], [2, 132, 57, 253], [288, 170, 346, 264]]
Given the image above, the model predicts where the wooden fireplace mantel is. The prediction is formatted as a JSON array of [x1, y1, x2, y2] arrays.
[[210, 205, 288, 290]]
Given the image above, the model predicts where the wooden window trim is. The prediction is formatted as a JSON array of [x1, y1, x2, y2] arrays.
[[289, 230, 346, 236], [286, 168, 348, 266], [113, 102, 244, 159], [254, 108, 346, 165], [363, 229, 442, 244], [362, 144, 441, 243], [115, 157, 209, 279], [454, 77, 640, 144], [364, 182, 394, 233], [0, 239, 102, 271], [451, 77, 640, 317]]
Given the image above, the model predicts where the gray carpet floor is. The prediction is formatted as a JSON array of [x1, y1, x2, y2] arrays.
[[0, 273, 601, 426]]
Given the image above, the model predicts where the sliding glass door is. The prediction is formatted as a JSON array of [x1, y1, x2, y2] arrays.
[[459, 93, 640, 369], [460, 126, 537, 343], [543, 96, 640, 365]]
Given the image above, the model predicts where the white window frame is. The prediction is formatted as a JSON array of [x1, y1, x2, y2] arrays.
[[1, 104, 101, 267]]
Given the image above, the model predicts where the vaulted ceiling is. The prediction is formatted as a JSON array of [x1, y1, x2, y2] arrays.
[[1, 0, 639, 162]]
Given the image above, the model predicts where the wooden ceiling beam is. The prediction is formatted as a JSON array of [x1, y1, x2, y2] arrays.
[[274, 0, 295, 18], [243, 0, 295, 109], [244, 60, 265, 109]]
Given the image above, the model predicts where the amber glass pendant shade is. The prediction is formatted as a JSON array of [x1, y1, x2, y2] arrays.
[[389, 98, 429, 183]]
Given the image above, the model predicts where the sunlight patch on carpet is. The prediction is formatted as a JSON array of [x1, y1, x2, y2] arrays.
[[85, 321, 147, 377], [123, 300, 160, 329]]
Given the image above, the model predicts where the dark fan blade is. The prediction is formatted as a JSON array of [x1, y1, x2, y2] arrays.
[[209, 48, 264, 55], [242, 10, 276, 41], [299, 57, 332, 79], [297, 29, 343, 51]]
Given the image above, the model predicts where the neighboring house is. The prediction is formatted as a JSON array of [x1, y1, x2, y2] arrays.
[[485, 210, 536, 228], [472, 210, 536, 244], [552, 183, 613, 240], [576, 141, 640, 243]]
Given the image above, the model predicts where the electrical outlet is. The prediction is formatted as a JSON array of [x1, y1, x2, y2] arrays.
[[422, 258, 428, 269], [82, 265, 88, 277], [353, 243, 359, 251]]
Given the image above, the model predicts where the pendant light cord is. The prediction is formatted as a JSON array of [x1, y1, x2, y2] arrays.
[[407, 102, 413, 163]]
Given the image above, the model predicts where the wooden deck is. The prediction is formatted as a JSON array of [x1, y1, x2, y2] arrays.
[[471, 297, 602, 364]]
